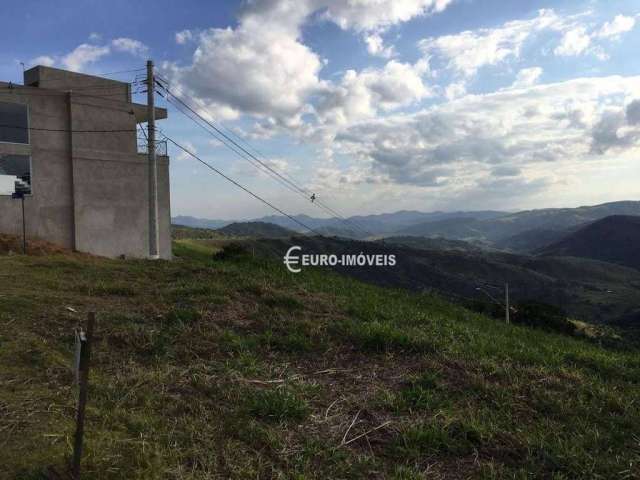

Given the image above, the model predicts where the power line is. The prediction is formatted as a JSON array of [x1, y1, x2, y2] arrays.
[[161, 132, 323, 236], [0, 124, 136, 133], [158, 84, 311, 197], [155, 81, 375, 237], [164, 93, 371, 236], [163, 96, 309, 200], [156, 75, 316, 196], [0, 90, 145, 100], [93, 67, 146, 76]]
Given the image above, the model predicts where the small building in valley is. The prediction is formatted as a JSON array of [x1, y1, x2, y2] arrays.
[[0, 66, 171, 259]]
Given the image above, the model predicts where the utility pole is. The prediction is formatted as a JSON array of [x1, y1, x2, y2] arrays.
[[505, 282, 510, 324], [147, 60, 160, 259]]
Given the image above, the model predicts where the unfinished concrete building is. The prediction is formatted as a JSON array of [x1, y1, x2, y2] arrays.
[[0, 66, 171, 259]]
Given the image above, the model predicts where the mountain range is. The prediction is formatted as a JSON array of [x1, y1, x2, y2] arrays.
[[173, 201, 640, 251]]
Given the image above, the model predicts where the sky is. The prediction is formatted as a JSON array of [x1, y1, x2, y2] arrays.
[[1, 0, 639, 220]]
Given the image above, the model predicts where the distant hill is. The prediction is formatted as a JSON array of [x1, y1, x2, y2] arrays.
[[254, 210, 506, 235], [172, 215, 230, 230], [173, 201, 640, 249], [494, 228, 575, 253], [172, 225, 223, 240], [394, 201, 640, 250], [315, 226, 367, 239], [217, 221, 294, 238], [396, 217, 485, 239], [380, 236, 483, 253], [484, 201, 640, 241], [539, 215, 640, 270]]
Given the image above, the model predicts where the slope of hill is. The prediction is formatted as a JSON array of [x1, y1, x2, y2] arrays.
[[539, 215, 640, 270], [217, 221, 295, 238], [380, 235, 483, 253], [395, 217, 485, 239], [1, 243, 639, 479], [493, 228, 572, 253], [172, 215, 230, 230], [172, 225, 225, 240], [256, 236, 640, 326]]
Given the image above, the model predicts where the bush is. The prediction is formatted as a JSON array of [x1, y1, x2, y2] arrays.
[[466, 299, 575, 336], [464, 299, 503, 318], [213, 242, 249, 260], [512, 302, 575, 335]]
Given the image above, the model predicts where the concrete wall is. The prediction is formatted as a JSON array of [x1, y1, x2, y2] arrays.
[[0, 86, 75, 249], [0, 67, 171, 259], [24, 66, 131, 102]]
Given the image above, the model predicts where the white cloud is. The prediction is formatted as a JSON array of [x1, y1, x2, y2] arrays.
[[175, 30, 194, 45], [512, 67, 543, 88], [162, 3, 640, 211], [31, 36, 148, 72], [323, 76, 640, 194], [554, 26, 591, 56], [320, 0, 453, 58], [316, 60, 431, 126], [176, 141, 197, 161], [627, 99, 640, 125], [419, 9, 563, 77], [61, 44, 111, 71], [319, 0, 453, 31], [30, 55, 55, 67], [444, 81, 466, 100], [596, 14, 636, 39], [231, 155, 294, 179], [111, 38, 149, 56], [89, 32, 102, 42], [163, 24, 322, 122], [554, 14, 636, 58], [364, 31, 395, 58], [163, 0, 453, 123]]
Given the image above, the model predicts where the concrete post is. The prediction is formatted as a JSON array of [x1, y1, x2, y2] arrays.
[[147, 60, 159, 259]]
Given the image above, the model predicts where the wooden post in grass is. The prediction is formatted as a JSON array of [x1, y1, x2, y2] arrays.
[[505, 283, 510, 324], [72, 312, 95, 479]]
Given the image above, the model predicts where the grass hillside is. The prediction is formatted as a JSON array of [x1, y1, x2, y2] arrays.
[[1, 241, 639, 479], [172, 225, 226, 240], [217, 221, 295, 238], [255, 236, 640, 326]]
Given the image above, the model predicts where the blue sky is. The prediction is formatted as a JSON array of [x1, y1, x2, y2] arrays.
[[2, 0, 639, 219]]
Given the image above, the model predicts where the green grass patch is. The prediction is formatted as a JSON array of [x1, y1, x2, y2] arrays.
[[245, 387, 310, 423]]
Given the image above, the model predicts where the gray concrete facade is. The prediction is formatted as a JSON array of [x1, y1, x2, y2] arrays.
[[0, 66, 171, 259]]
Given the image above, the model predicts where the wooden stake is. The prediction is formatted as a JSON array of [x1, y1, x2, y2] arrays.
[[505, 282, 510, 324], [71, 312, 95, 479]]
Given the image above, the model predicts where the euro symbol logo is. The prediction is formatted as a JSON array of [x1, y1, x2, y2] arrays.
[[284, 245, 302, 273]]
